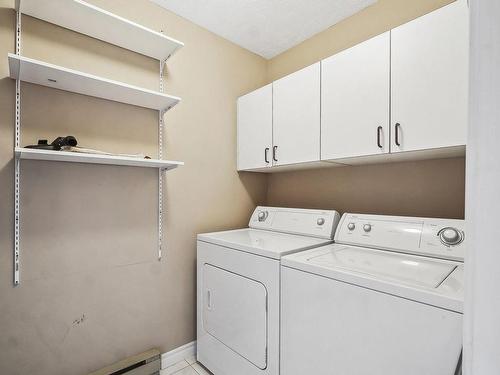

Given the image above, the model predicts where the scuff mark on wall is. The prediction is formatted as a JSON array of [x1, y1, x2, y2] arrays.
[[62, 314, 87, 344], [72, 314, 86, 326]]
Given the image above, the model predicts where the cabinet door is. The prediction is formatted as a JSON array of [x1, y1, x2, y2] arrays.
[[272, 63, 320, 166], [391, 0, 469, 153], [321, 32, 390, 160], [237, 84, 272, 170]]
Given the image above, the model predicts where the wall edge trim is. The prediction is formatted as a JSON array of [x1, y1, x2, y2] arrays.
[[161, 341, 197, 369]]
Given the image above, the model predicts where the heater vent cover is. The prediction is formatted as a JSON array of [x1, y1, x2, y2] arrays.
[[88, 349, 161, 375]]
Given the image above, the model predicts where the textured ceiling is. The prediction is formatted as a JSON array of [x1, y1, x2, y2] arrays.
[[151, 0, 377, 59]]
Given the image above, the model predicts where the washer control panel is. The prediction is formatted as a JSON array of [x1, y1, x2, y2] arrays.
[[335, 213, 465, 261], [249, 206, 341, 239]]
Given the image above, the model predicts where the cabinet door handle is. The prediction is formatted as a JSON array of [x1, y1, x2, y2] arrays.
[[264, 147, 270, 163], [395, 123, 401, 146], [272, 146, 278, 162], [377, 126, 383, 148]]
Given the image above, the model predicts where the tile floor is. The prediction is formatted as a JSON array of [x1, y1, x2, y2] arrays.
[[161, 355, 213, 375]]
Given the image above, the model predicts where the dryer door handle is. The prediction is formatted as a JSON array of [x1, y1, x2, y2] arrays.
[[207, 289, 214, 310]]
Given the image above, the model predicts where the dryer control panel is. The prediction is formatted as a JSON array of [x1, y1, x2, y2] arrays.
[[335, 213, 465, 261], [249, 206, 341, 240]]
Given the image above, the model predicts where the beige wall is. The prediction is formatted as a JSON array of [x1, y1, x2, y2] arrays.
[[0, 0, 267, 374], [265, 0, 465, 220], [267, 158, 465, 219]]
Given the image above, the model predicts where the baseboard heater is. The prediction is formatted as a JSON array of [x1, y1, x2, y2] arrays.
[[88, 349, 161, 375]]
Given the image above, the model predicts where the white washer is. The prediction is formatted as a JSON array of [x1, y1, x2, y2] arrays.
[[197, 206, 341, 375], [281, 213, 465, 375]]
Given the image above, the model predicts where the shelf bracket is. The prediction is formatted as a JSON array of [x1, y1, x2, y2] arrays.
[[14, 9, 22, 285], [158, 59, 166, 261]]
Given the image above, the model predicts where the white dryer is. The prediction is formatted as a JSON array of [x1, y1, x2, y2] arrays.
[[281, 213, 465, 375], [197, 206, 340, 375]]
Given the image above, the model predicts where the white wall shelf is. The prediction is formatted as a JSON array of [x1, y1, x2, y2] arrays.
[[11, 1, 184, 285], [8, 54, 180, 111], [15, 148, 184, 171], [16, 0, 184, 61]]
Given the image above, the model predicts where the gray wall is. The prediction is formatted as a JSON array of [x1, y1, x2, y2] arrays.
[[464, 0, 500, 373]]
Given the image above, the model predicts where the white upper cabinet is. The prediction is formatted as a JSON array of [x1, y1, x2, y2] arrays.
[[237, 84, 273, 171], [272, 63, 321, 166], [321, 32, 390, 160], [390, 0, 469, 153], [236, 1, 468, 173]]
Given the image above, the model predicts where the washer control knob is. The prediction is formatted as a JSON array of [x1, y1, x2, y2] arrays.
[[439, 227, 463, 246], [317, 218, 325, 226], [363, 224, 372, 232], [347, 222, 355, 231], [257, 211, 268, 222]]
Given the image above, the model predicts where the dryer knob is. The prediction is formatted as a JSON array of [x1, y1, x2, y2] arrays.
[[317, 218, 325, 226], [347, 222, 356, 231], [257, 211, 268, 222], [363, 224, 372, 232]]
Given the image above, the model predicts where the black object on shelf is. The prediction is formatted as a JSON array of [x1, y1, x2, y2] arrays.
[[26, 136, 78, 151]]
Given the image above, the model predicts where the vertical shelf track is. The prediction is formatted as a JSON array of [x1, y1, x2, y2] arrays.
[[14, 9, 21, 285], [158, 59, 166, 260]]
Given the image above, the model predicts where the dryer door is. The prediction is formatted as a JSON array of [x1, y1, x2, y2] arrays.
[[202, 264, 268, 369]]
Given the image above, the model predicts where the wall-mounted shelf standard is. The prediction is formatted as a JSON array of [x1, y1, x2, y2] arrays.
[[8, 54, 180, 111], [16, 0, 184, 61], [15, 148, 184, 171]]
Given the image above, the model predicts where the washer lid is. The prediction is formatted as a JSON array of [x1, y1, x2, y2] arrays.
[[281, 244, 464, 311], [197, 228, 332, 259], [305, 245, 456, 289]]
